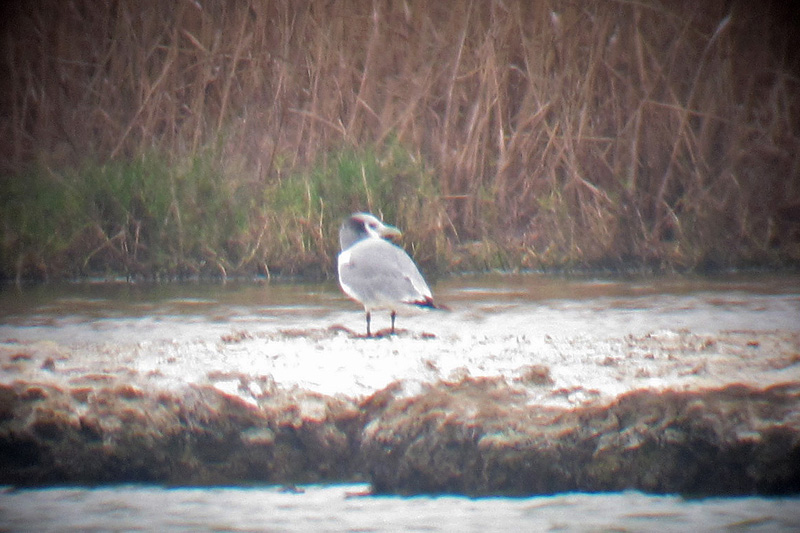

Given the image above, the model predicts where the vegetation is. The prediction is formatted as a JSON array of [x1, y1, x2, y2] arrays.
[[0, 142, 440, 280], [1, 0, 798, 281]]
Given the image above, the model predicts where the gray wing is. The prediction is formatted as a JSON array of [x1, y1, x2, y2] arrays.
[[338, 238, 432, 308]]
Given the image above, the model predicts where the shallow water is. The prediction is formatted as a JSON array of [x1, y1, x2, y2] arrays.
[[2, 483, 800, 532], [1, 273, 798, 400], [2, 272, 798, 342], [1, 273, 799, 530]]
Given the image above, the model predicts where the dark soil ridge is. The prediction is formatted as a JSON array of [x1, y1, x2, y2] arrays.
[[1, 378, 798, 496]]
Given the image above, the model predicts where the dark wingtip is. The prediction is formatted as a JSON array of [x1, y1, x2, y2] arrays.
[[411, 296, 450, 311]]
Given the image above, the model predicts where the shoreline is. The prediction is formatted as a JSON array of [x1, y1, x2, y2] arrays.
[[2, 327, 798, 495]]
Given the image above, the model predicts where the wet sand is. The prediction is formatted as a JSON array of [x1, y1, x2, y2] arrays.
[[1, 275, 799, 495]]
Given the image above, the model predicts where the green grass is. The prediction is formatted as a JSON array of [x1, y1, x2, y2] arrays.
[[262, 138, 445, 277], [0, 140, 448, 281]]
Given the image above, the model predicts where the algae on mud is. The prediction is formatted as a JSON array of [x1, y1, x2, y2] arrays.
[[0, 380, 363, 487], [1, 276, 799, 495], [2, 375, 799, 496], [363, 380, 800, 496], [1, 329, 799, 495]]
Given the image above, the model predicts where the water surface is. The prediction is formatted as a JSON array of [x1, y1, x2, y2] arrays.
[[1, 273, 799, 531], [2, 483, 799, 532]]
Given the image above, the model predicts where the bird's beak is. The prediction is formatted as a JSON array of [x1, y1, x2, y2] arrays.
[[380, 224, 402, 240]]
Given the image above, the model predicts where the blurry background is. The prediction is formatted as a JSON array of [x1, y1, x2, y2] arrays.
[[1, 0, 798, 281]]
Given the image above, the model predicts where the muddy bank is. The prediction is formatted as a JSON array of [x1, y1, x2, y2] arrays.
[[2, 375, 798, 496], [0, 377, 362, 486], [363, 379, 800, 496], [1, 278, 799, 495]]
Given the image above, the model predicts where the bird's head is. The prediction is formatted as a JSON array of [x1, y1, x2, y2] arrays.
[[339, 212, 402, 250]]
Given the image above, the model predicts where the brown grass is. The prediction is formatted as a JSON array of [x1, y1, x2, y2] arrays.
[[1, 0, 798, 279]]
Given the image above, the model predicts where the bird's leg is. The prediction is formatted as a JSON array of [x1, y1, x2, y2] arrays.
[[366, 311, 372, 337], [390, 311, 396, 334]]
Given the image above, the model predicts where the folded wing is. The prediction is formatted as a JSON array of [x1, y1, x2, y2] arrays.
[[338, 237, 432, 310]]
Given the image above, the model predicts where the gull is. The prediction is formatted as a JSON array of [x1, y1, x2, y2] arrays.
[[337, 212, 443, 337]]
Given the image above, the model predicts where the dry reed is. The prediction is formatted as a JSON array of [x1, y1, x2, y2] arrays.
[[1, 0, 798, 280]]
